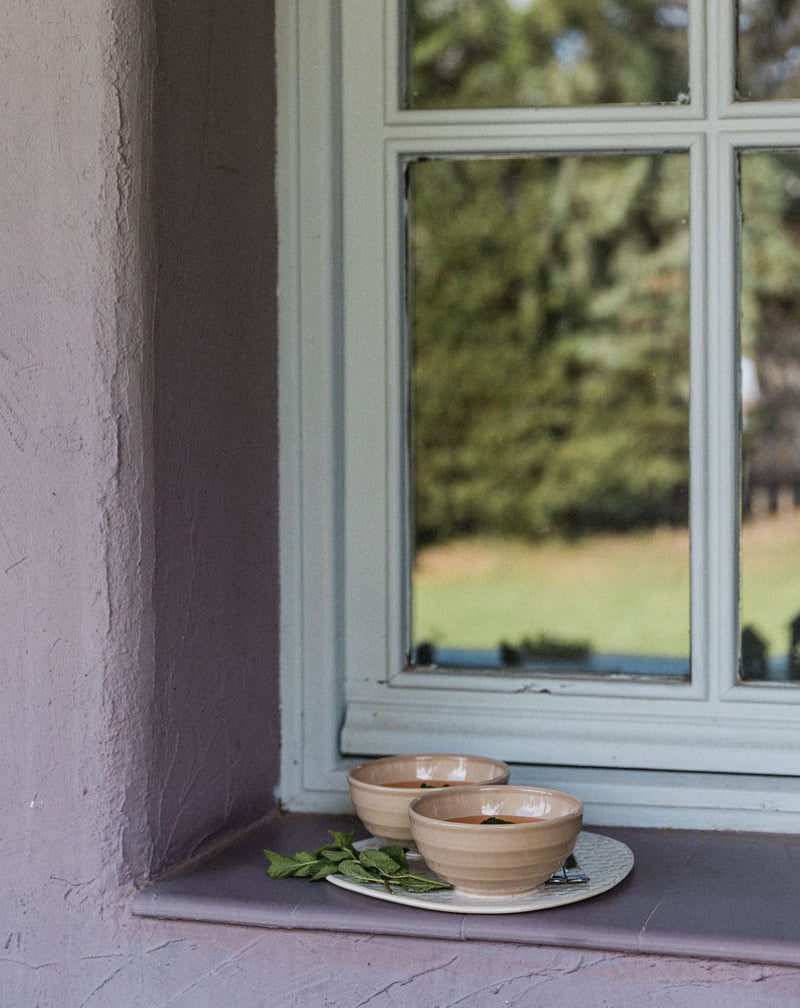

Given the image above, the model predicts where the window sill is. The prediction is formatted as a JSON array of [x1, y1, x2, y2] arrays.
[[132, 812, 800, 967]]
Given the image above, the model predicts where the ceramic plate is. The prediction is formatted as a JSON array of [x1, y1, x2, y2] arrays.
[[326, 830, 633, 914]]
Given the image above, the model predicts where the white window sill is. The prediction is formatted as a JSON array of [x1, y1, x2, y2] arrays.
[[132, 812, 800, 968]]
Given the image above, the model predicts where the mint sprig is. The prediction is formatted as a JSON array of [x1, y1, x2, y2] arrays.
[[264, 830, 453, 894]]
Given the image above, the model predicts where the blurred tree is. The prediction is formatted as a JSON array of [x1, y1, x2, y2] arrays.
[[739, 150, 800, 496], [407, 0, 694, 544], [406, 0, 689, 108], [737, 0, 800, 101], [410, 150, 690, 543], [406, 1, 694, 544]]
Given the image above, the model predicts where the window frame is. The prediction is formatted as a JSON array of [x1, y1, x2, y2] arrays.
[[278, 0, 800, 830]]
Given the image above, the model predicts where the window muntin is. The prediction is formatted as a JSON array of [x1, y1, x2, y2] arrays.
[[407, 151, 692, 678]]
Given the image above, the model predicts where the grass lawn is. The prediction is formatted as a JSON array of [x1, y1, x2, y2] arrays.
[[740, 509, 800, 657], [413, 510, 800, 660]]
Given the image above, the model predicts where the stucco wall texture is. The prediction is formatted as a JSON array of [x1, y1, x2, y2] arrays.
[[2, 1, 800, 1005]]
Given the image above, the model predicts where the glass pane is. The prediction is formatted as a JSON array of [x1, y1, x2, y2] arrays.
[[405, 0, 689, 109], [407, 153, 691, 679], [737, 0, 800, 101], [739, 150, 800, 682]]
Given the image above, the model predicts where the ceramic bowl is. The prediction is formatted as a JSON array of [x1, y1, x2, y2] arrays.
[[346, 754, 510, 846], [407, 784, 583, 896]]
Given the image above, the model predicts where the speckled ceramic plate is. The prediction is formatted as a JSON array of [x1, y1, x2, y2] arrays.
[[326, 831, 633, 914]]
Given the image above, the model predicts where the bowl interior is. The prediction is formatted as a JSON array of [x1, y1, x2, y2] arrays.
[[348, 753, 510, 790]]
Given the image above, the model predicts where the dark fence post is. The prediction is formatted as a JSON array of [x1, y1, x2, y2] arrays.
[[741, 625, 769, 681], [789, 614, 800, 681]]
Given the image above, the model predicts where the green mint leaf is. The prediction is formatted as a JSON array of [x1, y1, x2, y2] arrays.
[[338, 859, 380, 885], [293, 851, 317, 863], [359, 849, 405, 877], [307, 860, 342, 881], [264, 851, 304, 879], [378, 845, 408, 870], [327, 830, 356, 849], [293, 859, 326, 877], [395, 875, 453, 893], [263, 831, 453, 895], [318, 847, 353, 863]]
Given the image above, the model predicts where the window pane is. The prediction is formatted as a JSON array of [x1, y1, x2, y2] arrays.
[[737, 0, 800, 101], [739, 150, 800, 682], [407, 153, 691, 679], [405, 0, 689, 109]]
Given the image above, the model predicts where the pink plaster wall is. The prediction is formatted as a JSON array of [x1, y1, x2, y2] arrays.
[[1, 0, 800, 1005], [0, 0, 280, 1001], [0, 0, 158, 975]]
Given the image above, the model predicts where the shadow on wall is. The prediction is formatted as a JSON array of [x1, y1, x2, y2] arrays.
[[148, 0, 281, 873]]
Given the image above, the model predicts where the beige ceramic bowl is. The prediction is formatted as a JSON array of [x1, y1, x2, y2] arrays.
[[408, 785, 583, 896], [346, 754, 510, 846]]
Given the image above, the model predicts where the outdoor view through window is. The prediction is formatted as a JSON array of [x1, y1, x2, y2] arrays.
[[404, 0, 689, 108], [405, 0, 800, 684], [739, 150, 800, 682], [736, 4, 800, 683]]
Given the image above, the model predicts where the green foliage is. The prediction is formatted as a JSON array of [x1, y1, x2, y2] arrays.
[[264, 831, 453, 894], [740, 150, 800, 352], [406, 2, 800, 548], [407, 0, 689, 108], [410, 149, 690, 543], [737, 0, 800, 101]]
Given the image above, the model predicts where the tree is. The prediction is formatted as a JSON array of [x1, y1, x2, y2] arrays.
[[407, 1, 692, 543]]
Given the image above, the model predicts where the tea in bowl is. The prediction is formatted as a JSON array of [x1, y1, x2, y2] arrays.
[[346, 754, 510, 846], [408, 784, 583, 896]]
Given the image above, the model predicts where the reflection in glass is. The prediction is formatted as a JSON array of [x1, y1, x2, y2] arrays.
[[405, 0, 689, 109], [739, 150, 800, 681], [737, 0, 800, 101], [407, 154, 691, 678]]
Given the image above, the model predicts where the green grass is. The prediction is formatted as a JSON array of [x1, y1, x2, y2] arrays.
[[740, 511, 800, 656], [413, 512, 800, 660]]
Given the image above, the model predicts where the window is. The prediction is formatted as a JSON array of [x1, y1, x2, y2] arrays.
[[278, 0, 800, 830]]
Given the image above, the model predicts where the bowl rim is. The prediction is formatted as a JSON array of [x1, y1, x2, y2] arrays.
[[407, 784, 584, 825], [346, 753, 511, 791]]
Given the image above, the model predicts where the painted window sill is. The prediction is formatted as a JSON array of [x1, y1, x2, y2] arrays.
[[132, 812, 800, 967]]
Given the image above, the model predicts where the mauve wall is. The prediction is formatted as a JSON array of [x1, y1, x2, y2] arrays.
[[2, 0, 800, 1004], [150, 0, 281, 870], [0, 0, 158, 995]]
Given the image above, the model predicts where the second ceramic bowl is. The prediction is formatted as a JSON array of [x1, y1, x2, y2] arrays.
[[346, 753, 510, 846]]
